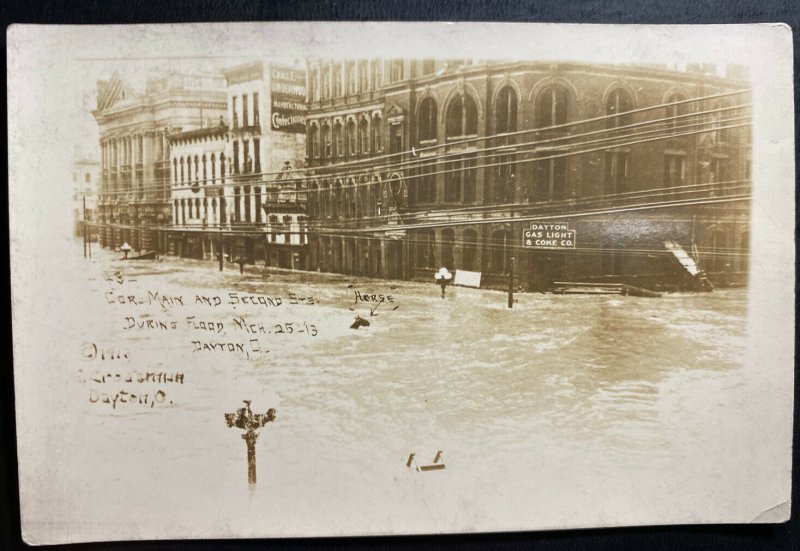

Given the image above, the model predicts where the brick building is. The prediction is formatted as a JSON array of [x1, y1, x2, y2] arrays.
[[304, 60, 751, 290]]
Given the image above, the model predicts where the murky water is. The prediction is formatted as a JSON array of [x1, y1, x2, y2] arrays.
[[20, 243, 758, 541]]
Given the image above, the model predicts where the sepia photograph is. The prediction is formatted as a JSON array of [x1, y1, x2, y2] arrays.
[[7, 22, 795, 544]]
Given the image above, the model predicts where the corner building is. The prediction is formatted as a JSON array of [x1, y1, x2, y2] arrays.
[[93, 72, 227, 253], [304, 60, 751, 290]]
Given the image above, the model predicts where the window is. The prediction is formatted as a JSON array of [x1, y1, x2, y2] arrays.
[[333, 181, 343, 218], [202, 155, 207, 184], [372, 115, 383, 151], [494, 155, 516, 204], [490, 230, 510, 274], [233, 141, 240, 174], [535, 86, 569, 128], [322, 123, 332, 159], [334, 122, 344, 157], [534, 156, 567, 201], [233, 187, 240, 222], [445, 155, 476, 204], [606, 88, 634, 129], [321, 66, 330, 99], [347, 120, 357, 157], [663, 154, 685, 187], [173, 159, 178, 184], [413, 164, 436, 204], [372, 60, 383, 88], [186, 156, 191, 181], [495, 86, 517, 136], [194, 156, 200, 182], [390, 123, 403, 154], [220, 154, 226, 184], [359, 60, 369, 92], [253, 138, 261, 173], [359, 118, 370, 155], [310, 125, 320, 159], [243, 140, 250, 173], [346, 61, 357, 95], [445, 94, 478, 139], [415, 230, 435, 268], [255, 186, 261, 223], [665, 93, 688, 129], [604, 152, 630, 195], [309, 71, 318, 102], [244, 186, 251, 222], [333, 64, 343, 97], [441, 229, 455, 270], [253, 92, 260, 126], [422, 59, 435, 75], [242, 94, 249, 127], [232, 96, 239, 128], [210, 154, 216, 183], [710, 157, 729, 184], [309, 183, 319, 218], [715, 99, 732, 144], [418, 97, 437, 143], [390, 60, 404, 82], [462, 229, 478, 271]]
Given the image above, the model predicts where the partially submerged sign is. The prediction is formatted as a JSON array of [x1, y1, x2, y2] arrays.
[[523, 222, 576, 250], [454, 270, 481, 288]]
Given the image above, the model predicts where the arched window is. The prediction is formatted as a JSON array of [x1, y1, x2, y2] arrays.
[[462, 229, 478, 271], [415, 229, 435, 268], [347, 120, 357, 157], [309, 125, 320, 158], [210, 154, 216, 184], [372, 115, 383, 152], [219, 154, 226, 184], [194, 156, 200, 182], [202, 155, 207, 184], [665, 93, 688, 129], [310, 182, 319, 218], [333, 181, 343, 218], [322, 123, 332, 159], [359, 118, 370, 155], [180, 157, 186, 183], [173, 158, 178, 185], [495, 86, 517, 135], [334, 122, 344, 157], [606, 88, 634, 129], [441, 229, 455, 270], [446, 94, 478, 139], [490, 230, 510, 274], [535, 86, 569, 128], [418, 97, 437, 143]]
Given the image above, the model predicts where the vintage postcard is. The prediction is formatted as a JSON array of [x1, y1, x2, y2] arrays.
[[7, 22, 794, 544]]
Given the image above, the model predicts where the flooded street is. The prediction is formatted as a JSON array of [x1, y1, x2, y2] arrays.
[[18, 242, 776, 541]]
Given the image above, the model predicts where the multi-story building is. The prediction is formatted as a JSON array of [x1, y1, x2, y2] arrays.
[[304, 59, 751, 290], [93, 71, 227, 253], [71, 145, 101, 239], [167, 61, 308, 269]]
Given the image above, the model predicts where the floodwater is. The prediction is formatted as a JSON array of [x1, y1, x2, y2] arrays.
[[19, 242, 776, 542]]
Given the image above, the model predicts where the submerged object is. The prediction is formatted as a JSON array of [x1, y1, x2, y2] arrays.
[[350, 315, 370, 329]]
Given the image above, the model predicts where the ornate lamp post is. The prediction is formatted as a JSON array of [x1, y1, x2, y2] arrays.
[[224, 400, 277, 485]]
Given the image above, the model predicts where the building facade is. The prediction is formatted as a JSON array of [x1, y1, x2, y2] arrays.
[[304, 59, 751, 290], [166, 61, 309, 269], [71, 145, 101, 239], [93, 71, 227, 253]]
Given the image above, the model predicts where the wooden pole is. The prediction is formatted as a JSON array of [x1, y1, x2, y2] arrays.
[[83, 196, 88, 258], [243, 433, 258, 485], [508, 256, 515, 308]]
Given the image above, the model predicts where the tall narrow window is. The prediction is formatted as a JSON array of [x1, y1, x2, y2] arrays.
[[418, 98, 437, 143], [604, 152, 630, 195], [415, 230, 435, 268], [359, 118, 370, 155], [220, 154, 226, 185], [495, 86, 518, 138], [321, 66, 330, 100], [665, 93, 688, 129], [210, 154, 216, 184], [372, 60, 383, 88], [253, 138, 261, 173], [441, 229, 455, 270], [173, 158, 178, 185], [233, 141, 240, 174], [445, 94, 478, 139], [242, 93, 249, 127], [534, 156, 568, 201], [253, 92, 260, 126], [202, 155, 207, 184], [606, 88, 634, 129], [663, 154, 685, 187], [347, 120, 357, 157], [359, 60, 369, 92], [389, 124, 403, 154], [462, 229, 478, 271], [243, 140, 250, 173], [310, 125, 319, 159], [322, 123, 332, 159], [390, 60, 404, 82], [372, 115, 383, 152], [333, 64, 342, 97], [334, 122, 344, 157], [232, 96, 239, 128], [346, 61, 357, 95], [535, 86, 569, 128]]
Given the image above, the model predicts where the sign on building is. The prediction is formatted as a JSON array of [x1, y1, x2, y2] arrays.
[[270, 65, 306, 134], [522, 222, 576, 249]]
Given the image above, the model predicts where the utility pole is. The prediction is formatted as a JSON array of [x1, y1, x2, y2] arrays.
[[83, 195, 88, 259], [508, 256, 515, 308], [224, 400, 277, 485], [218, 223, 224, 272]]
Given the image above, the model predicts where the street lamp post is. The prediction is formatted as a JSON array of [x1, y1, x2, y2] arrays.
[[434, 267, 453, 299], [224, 400, 277, 485]]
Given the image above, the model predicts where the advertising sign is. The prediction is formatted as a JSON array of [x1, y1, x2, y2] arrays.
[[270, 65, 306, 134], [522, 222, 576, 249]]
